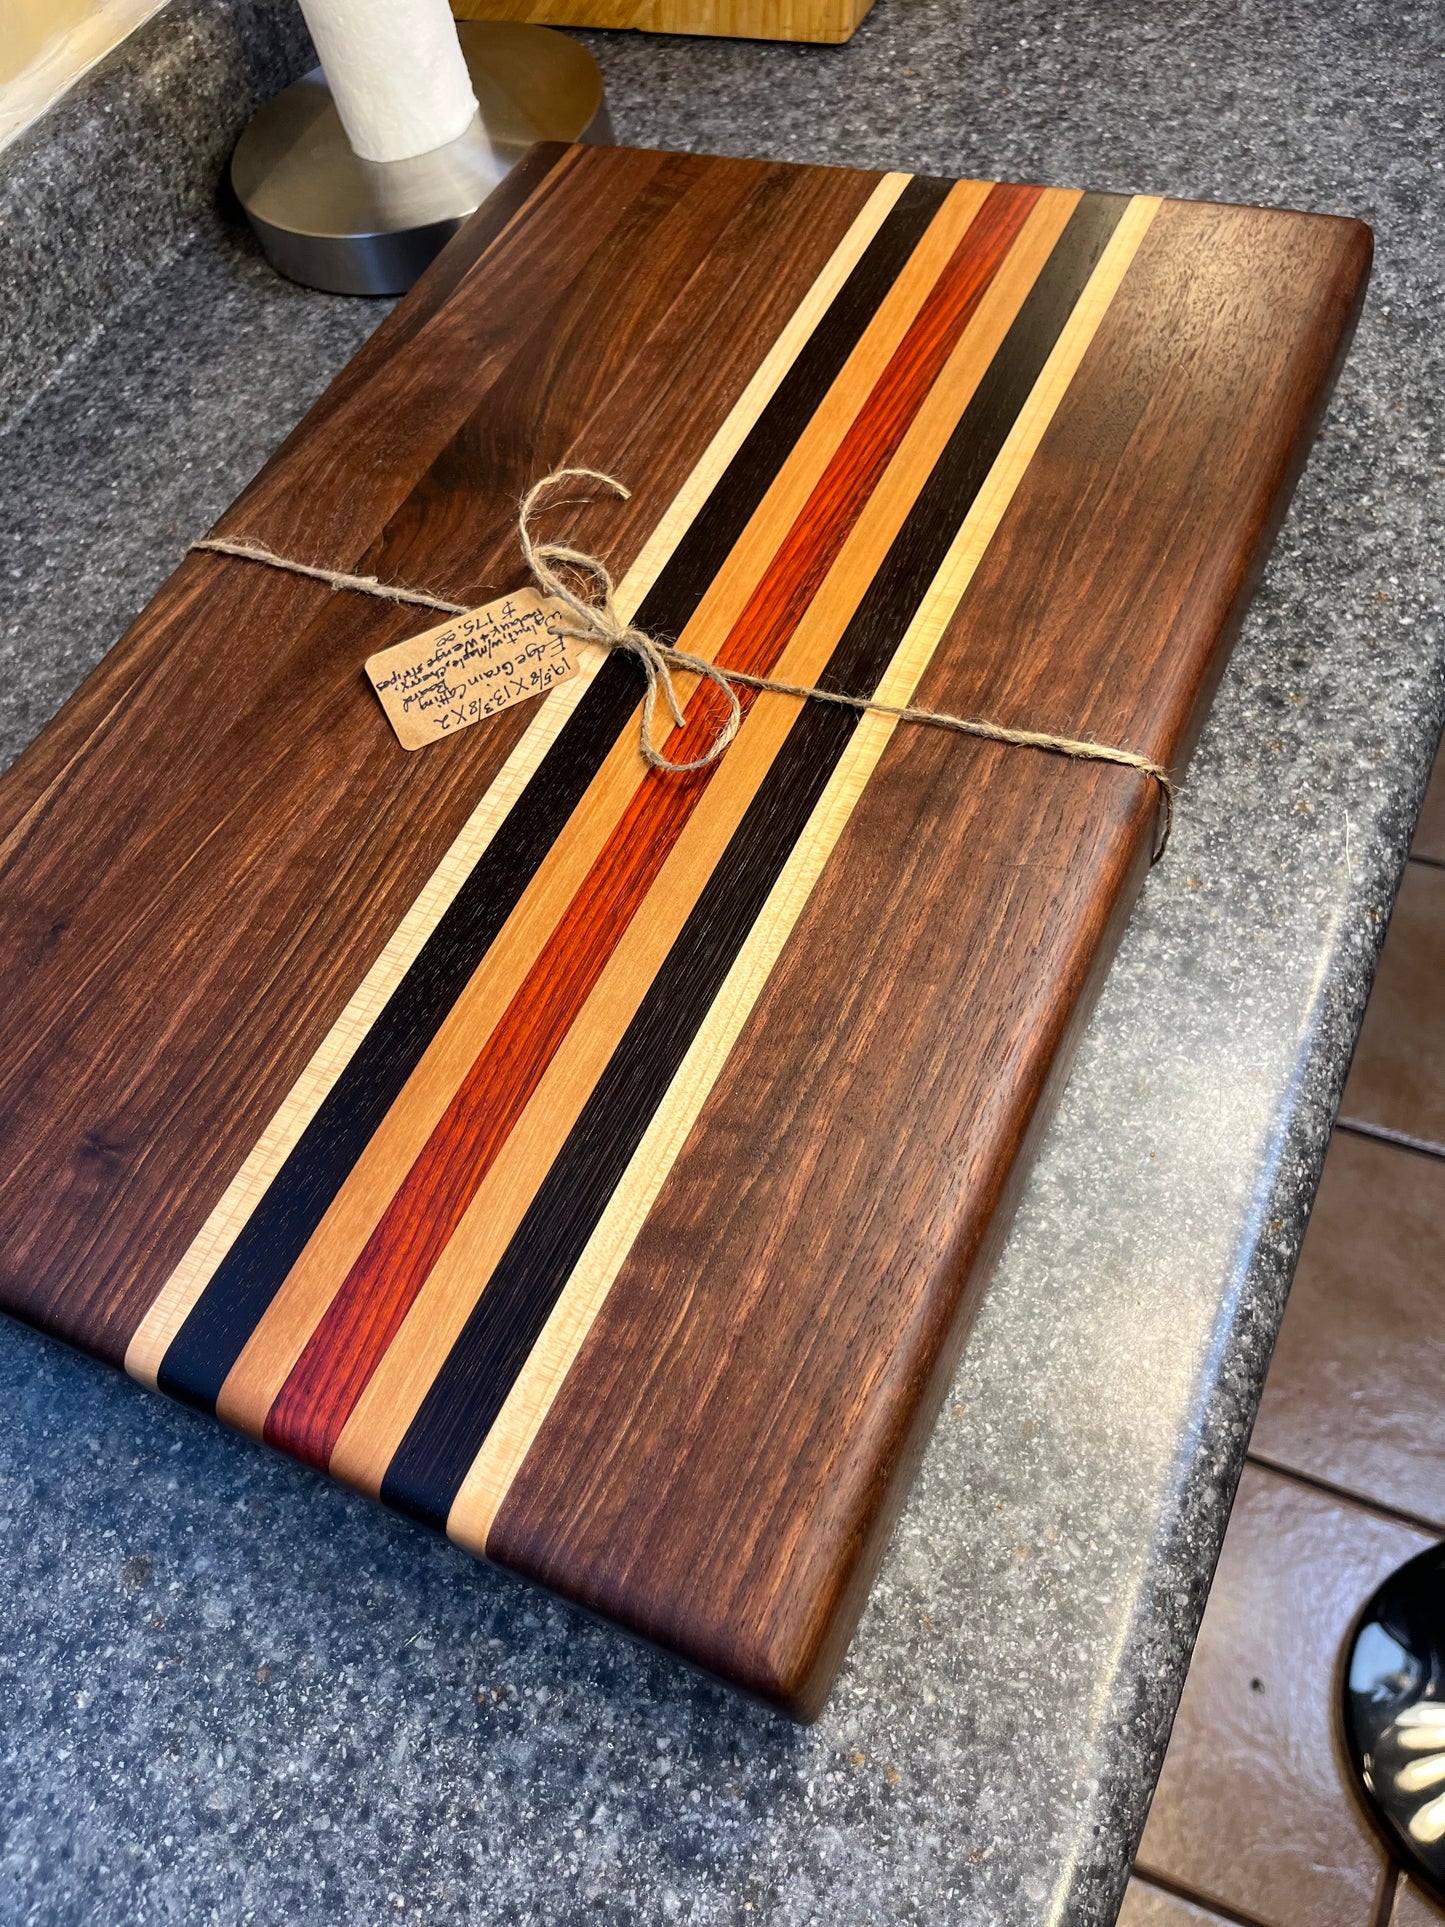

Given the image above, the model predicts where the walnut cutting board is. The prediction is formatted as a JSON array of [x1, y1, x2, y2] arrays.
[[0, 145, 1369, 1720]]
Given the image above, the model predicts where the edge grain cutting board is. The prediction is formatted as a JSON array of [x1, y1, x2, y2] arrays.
[[0, 145, 1370, 1719]]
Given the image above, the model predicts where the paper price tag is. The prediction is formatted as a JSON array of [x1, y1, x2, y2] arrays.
[[365, 588, 577, 751]]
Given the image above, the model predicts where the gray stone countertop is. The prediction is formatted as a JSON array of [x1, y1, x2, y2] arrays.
[[1, 1, 1442, 1922]]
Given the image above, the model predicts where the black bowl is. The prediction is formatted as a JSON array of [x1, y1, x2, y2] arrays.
[[1342, 1542, 1445, 1905]]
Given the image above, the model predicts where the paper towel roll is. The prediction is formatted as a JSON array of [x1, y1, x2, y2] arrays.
[[297, 0, 479, 164]]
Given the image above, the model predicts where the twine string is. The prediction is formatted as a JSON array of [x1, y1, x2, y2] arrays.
[[516, 468, 744, 776], [189, 466, 1174, 858], [190, 537, 471, 616]]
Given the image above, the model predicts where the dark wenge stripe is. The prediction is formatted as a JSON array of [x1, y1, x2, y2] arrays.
[[381, 192, 1130, 1530], [156, 173, 953, 1411]]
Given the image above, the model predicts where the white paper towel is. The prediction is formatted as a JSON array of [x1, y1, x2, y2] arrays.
[[297, 0, 479, 164]]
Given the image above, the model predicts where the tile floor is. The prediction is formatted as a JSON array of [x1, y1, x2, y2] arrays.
[[1120, 742, 1445, 1927]]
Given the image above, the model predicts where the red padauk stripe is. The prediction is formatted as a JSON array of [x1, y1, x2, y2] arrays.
[[264, 180, 1044, 1472]]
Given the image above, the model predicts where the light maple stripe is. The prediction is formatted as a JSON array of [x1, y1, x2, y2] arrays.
[[326, 186, 1077, 1496], [212, 174, 981, 1437], [446, 192, 1165, 1556], [123, 170, 912, 1392]]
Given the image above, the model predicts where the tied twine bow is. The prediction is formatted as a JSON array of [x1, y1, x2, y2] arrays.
[[518, 468, 744, 775], [190, 465, 1175, 856], [516, 468, 1174, 854]]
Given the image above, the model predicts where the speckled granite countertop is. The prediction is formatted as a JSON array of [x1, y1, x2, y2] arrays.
[[0, 2, 1441, 1923]]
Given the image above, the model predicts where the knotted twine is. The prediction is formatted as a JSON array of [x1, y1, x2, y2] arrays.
[[191, 465, 1175, 857]]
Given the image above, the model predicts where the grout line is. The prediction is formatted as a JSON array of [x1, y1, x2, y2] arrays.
[[1149, 804, 1438, 1927], [1245, 1453, 1445, 1540], [1334, 1117, 1445, 1164], [1127, 1866, 1275, 1926]]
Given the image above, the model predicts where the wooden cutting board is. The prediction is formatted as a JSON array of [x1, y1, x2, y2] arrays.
[[0, 144, 1369, 1719]]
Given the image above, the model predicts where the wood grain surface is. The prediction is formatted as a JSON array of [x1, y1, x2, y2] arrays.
[[0, 145, 1370, 1719], [452, 0, 875, 46]]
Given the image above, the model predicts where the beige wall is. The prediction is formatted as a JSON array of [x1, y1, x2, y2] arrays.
[[1, 0, 167, 146], [1, 0, 110, 86]]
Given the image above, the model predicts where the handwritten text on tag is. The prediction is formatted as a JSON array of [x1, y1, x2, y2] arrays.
[[365, 588, 576, 751]]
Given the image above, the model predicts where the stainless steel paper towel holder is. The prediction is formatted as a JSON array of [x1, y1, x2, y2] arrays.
[[232, 21, 612, 296]]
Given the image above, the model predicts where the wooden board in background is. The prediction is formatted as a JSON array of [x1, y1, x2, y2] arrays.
[[0, 144, 1370, 1719], [452, 0, 874, 46]]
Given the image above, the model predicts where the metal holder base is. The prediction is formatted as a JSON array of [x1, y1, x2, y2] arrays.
[[232, 21, 611, 296]]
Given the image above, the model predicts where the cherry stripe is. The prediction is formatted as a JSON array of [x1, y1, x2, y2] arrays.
[[264, 181, 1041, 1472]]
